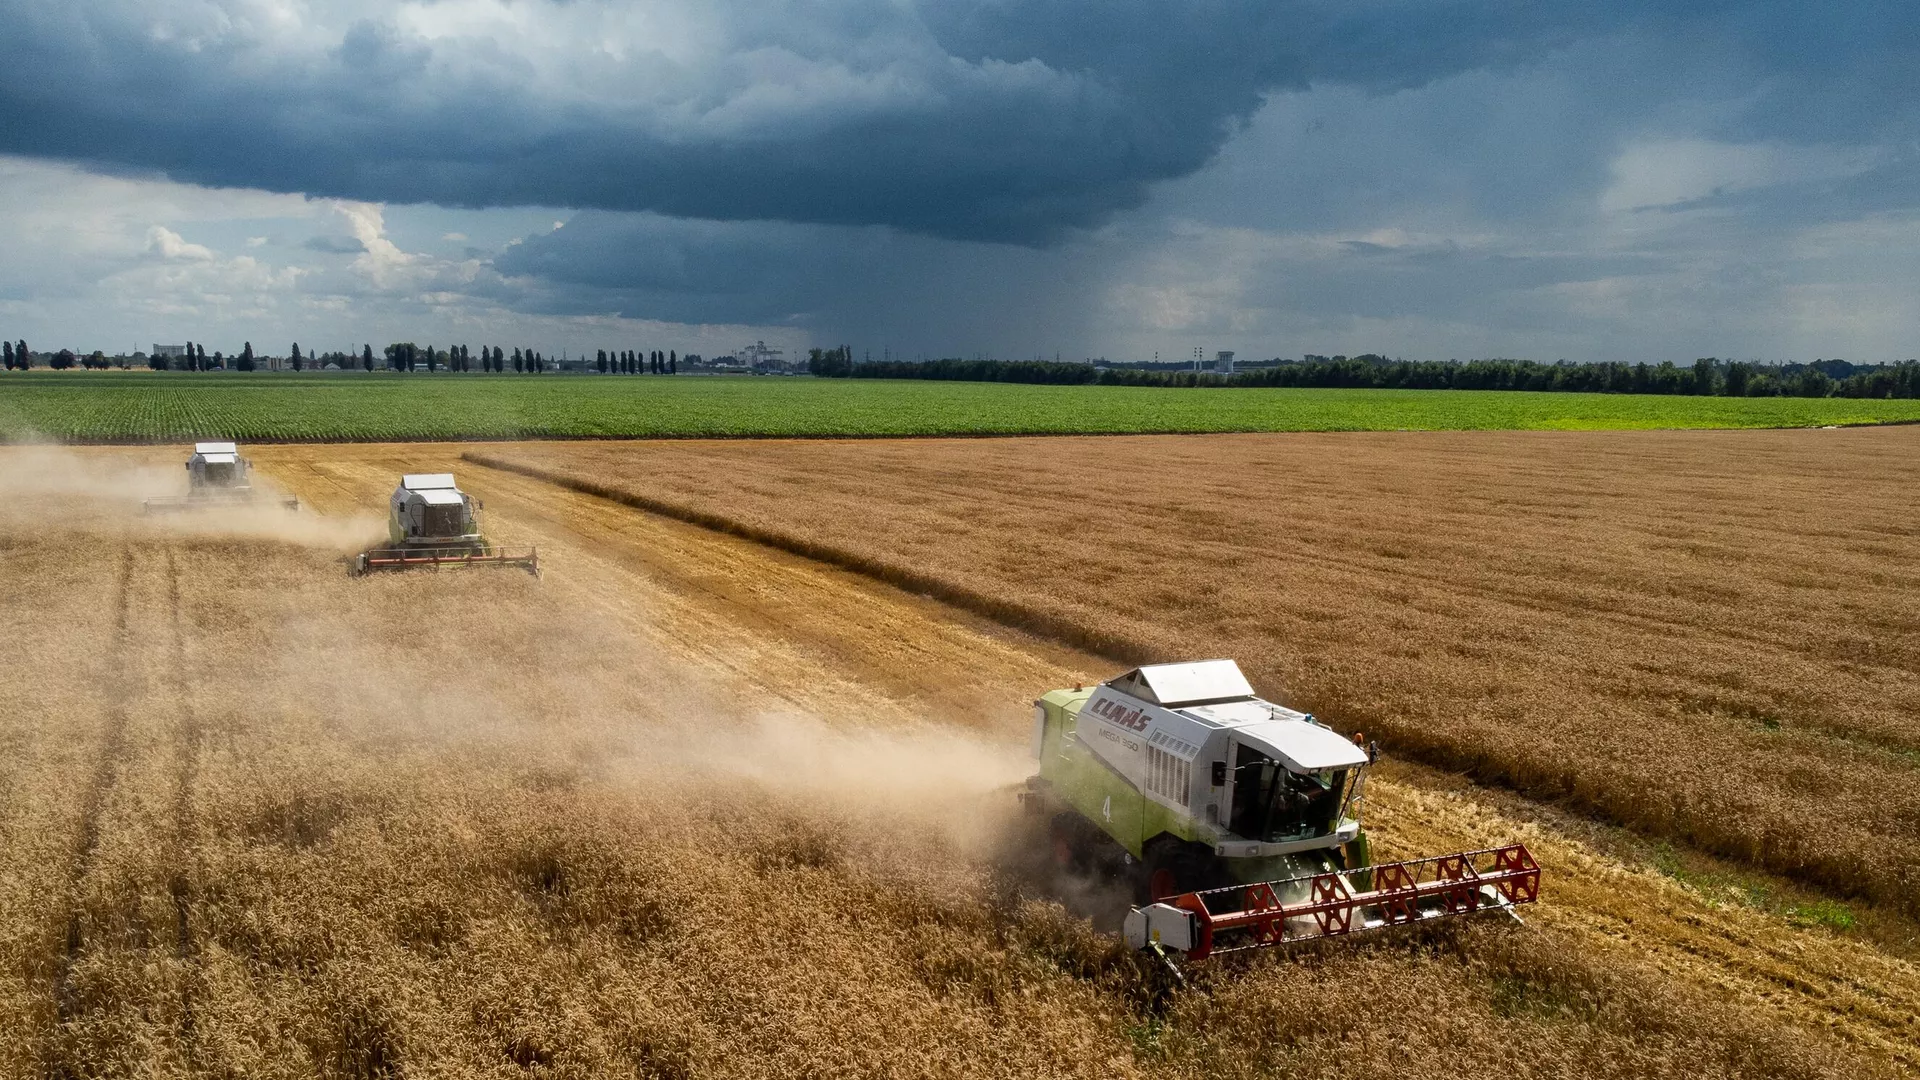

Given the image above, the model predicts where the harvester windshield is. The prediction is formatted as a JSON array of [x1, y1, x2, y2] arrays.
[[1229, 744, 1354, 842], [203, 461, 235, 485], [420, 502, 467, 538]]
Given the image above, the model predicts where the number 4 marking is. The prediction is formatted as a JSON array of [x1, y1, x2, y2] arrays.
[[1102, 796, 1112, 822]]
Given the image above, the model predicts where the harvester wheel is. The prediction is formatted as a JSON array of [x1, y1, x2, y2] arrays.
[[1147, 866, 1180, 902], [1139, 840, 1210, 904], [1049, 813, 1087, 872]]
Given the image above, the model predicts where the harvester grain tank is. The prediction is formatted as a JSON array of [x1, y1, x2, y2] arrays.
[[1024, 659, 1539, 960], [142, 442, 298, 513], [355, 473, 538, 575]]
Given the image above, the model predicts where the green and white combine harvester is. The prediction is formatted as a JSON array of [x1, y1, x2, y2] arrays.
[[355, 473, 538, 575], [1025, 659, 1539, 960], [142, 442, 299, 514]]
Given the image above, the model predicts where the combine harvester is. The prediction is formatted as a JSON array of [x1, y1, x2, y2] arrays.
[[1024, 659, 1539, 961], [355, 473, 539, 576], [142, 442, 299, 514]]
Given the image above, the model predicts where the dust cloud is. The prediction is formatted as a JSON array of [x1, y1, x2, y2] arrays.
[[0, 443, 381, 551], [1, 440, 1065, 915], [214, 519, 1041, 869], [0, 442, 180, 502], [647, 709, 1033, 853]]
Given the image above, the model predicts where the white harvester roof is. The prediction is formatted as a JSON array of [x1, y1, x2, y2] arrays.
[[1091, 660, 1369, 774], [194, 441, 238, 454], [402, 473, 460, 491], [417, 489, 466, 506], [1238, 719, 1368, 771], [1110, 659, 1255, 707]]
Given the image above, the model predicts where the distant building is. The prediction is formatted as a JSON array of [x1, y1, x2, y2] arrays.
[[152, 344, 187, 358], [740, 341, 786, 370], [1215, 351, 1235, 374]]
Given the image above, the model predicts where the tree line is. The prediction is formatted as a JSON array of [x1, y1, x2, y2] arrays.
[[812, 353, 1920, 399], [593, 349, 678, 375], [1, 340, 682, 375]]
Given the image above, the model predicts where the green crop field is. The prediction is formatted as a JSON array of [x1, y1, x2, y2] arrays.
[[2, 371, 1918, 442]]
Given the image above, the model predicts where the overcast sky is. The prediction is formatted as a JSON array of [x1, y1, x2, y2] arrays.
[[1, 1, 1916, 364]]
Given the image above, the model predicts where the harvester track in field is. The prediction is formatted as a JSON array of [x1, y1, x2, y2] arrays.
[[163, 548, 203, 1057], [54, 546, 137, 1036]]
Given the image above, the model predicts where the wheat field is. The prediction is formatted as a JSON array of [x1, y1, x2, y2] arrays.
[[0, 440, 1914, 1077], [467, 429, 1920, 917]]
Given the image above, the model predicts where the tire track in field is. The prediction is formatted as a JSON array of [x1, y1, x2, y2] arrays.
[[255, 457, 370, 516], [444, 458, 1088, 727], [164, 547, 201, 1060], [54, 545, 136, 1032]]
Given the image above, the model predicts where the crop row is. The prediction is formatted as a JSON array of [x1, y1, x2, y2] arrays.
[[7, 372, 1920, 441]]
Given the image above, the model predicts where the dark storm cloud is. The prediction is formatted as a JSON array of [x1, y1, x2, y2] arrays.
[[493, 213, 862, 323], [493, 210, 1095, 345], [13, 1, 1903, 243]]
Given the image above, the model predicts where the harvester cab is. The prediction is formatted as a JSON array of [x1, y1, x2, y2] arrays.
[[1025, 659, 1538, 961], [354, 473, 538, 575], [143, 442, 299, 513], [189, 442, 248, 492], [388, 473, 482, 547]]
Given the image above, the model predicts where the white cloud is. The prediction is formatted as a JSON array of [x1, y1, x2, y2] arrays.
[[0, 157, 810, 356], [1600, 139, 1880, 215], [145, 226, 214, 261]]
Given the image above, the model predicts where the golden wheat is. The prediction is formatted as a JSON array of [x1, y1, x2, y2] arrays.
[[0, 443, 1909, 1077], [468, 429, 1920, 917]]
